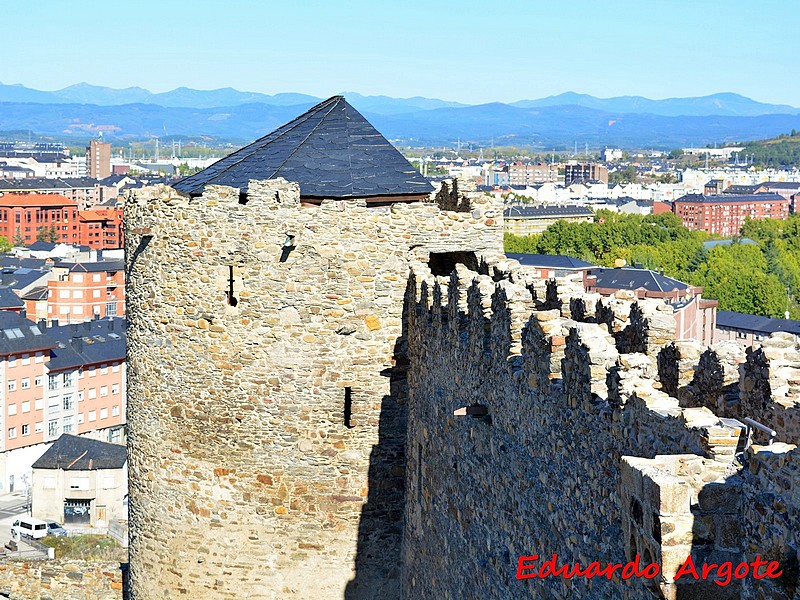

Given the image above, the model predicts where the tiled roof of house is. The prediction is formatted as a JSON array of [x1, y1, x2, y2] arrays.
[[503, 205, 594, 218], [675, 193, 785, 204], [173, 96, 434, 199], [32, 434, 126, 471]]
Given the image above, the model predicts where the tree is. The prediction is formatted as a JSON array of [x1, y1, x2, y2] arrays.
[[36, 225, 58, 243], [0, 236, 11, 253], [12, 227, 25, 247], [609, 166, 637, 184]]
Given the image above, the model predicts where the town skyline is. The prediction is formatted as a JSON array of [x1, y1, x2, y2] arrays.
[[4, 0, 799, 106]]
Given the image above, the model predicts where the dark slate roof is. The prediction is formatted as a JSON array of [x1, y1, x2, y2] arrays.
[[0, 255, 50, 270], [0, 310, 56, 355], [53, 260, 124, 273], [764, 181, 800, 190], [507, 253, 595, 269], [675, 193, 785, 204], [724, 184, 767, 194], [0, 288, 23, 309], [503, 205, 594, 218], [32, 434, 126, 471], [716, 310, 800, 336], [173, 96, 434, 199], [45, 318, 126, 372], [589, 267, 690, 292], [28, 241, 57, 251], [21, 285, 48, 301]]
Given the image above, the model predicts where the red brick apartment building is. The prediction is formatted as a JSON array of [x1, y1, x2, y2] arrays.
[[0, 312, 126, 493], [508, 163, 560, 185], [22, 260, 125, 324], [672, 193, 789, 236], [0, 194, 123, 249]]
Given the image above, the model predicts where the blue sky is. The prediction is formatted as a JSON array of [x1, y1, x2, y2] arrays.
[[4, 0, 798, 105]]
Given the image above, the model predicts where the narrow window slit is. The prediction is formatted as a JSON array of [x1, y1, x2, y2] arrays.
[[344, 387, 353, 428], [226, 266, 238, 307]]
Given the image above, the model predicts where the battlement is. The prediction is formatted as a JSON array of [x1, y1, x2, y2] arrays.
[[403, 256, 800, 599]]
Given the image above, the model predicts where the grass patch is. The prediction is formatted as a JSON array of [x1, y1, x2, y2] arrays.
[[39, 534, 127, 561]]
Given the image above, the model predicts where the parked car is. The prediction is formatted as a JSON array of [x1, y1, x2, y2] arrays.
[[46, 521, 68, 537], [10, 517, 48, 539]]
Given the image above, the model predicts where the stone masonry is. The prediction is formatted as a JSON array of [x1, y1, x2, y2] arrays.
[[125, 178, 503, 599], [403, 254, 800, 599]]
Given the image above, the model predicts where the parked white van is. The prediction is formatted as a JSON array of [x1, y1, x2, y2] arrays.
[[11, 517, 48, 539]]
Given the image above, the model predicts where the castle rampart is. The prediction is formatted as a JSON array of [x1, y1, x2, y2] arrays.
[[124, 179, 503, 598]]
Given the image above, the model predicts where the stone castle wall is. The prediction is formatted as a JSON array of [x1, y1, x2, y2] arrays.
[[0, 559, 123, 599], [124, 179, 503, 599], [402, 257, 800, 599]]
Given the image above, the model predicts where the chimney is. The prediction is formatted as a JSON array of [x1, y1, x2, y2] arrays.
[[71, 322, 78, 332], [71, 336, 83, 353], [38, 318, 46, 331], [109, 319, 114, 332], [83, 321, 91, 331]]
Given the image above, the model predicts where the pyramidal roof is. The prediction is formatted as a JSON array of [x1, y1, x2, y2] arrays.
[[173, 96, 434, 200]]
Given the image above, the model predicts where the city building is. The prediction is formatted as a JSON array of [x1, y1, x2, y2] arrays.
[[672, 193, 789, 236], [503, 205, 594, 236], [507, 162, 559, 186], [0, 194, 124, 249], [0, 314, 126, 493], [564, 162, 608, 185], [86, 140, 112, 180], [602, 148, 623, 162], [31, 434, 127, 527], [585, 266, 717, 344], [714, 310, 800, 346], [44, 260, 125, 324], [507, 253, 594, 279]]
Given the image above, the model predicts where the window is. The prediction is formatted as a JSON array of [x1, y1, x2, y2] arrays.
[[47, 420, 58, 437], [59, 290, 70, 299], [111, 384, 119, 395], [35, 422, 43, 433], [77, 391, 84, 402], [112, 405, 120, 416], [63, 395, 73, 411], [93, 290, 101, 298], [111, 364, 120, 373], [7, 404, 16, 416], [68, 477, 89, 490], [88, 410, 96, 422], [21, 354, 30, 366], [100, 408, 108, 419], [77, 413, 84, 424], [63, 372, 73, 387], [20, 378, 29, 389], [63, 416, 74, 433], [48, 375, 58, 391], [93, 274, 101, 282], [7, 427, 15, 439], [35, 398, 43, 410], [35, 353, 43, 364], [73, 274, 83, 283], [21, 401, 29, 413], [88, 388, 97, 399], [100, 365, 108, 375], [88, 367, 96, 377], [21, 424, 29, 436], [100, 386, 108, 397], [106, 302, 117, 317], [7, 356, 14, 367], [7, 381, 15, 392], [34, 376, 42, 387]]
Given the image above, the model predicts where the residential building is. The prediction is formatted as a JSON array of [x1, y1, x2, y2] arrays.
[[503, 205, 594, 236], [31, 434, 127, 527], [564, 163, 608, 185], [508, 163, 559, 186], [0, 177, 120, 208], [602, 148, 623, 162], [86, 140, 112, 180], [714, 310, 800, 346], [0, 315, 126, 493], [672, 193, 789, 236], [0, 193, 80, 246], [78, 207, 124, 249], [585, 266, 717, 345], [507, 253, 595, 279], [45, 260, 125, 324]]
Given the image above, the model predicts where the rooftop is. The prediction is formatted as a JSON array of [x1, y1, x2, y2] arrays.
[[588, 267, 690, 293], [503, 205, 594, 218], [174, 96, 434, 200], [675, 193, 786, 204], [717, 310, 800, 336], [32, 434, 126, 471], [506, 253, 595, 270]]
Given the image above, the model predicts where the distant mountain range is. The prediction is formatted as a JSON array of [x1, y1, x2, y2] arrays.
[[1, 82, 799, 148]]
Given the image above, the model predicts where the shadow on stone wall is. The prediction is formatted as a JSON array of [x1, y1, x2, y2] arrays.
[[344, 342, 408, 599]]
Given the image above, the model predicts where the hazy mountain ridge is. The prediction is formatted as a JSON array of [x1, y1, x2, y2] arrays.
[[1, 82, 800, 148]]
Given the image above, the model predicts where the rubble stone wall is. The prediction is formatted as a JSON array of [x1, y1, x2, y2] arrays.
[[0, 560, 122, 600], [125, 180, 504, 599]]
